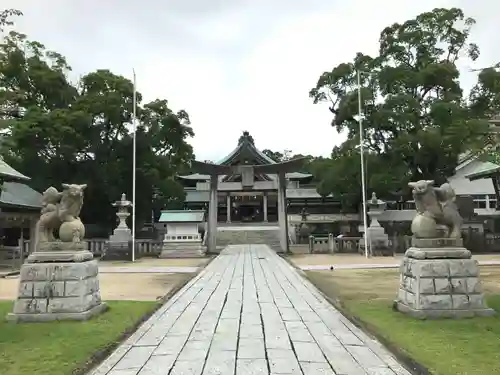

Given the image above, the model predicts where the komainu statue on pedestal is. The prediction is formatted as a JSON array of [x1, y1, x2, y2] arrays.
[[409, 180, 462, 239], [37, 183, 87, 244], [9, 181, 107, 322], [394, 179, 495, 318]]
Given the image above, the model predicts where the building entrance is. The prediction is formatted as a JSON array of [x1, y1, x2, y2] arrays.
[[232, 195, 263, 222]]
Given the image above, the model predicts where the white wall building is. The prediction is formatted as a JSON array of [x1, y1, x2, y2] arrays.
[[448, 155, 499, 216]]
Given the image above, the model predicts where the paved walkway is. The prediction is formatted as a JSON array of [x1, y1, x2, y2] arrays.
[[90, 245, 410, 375]]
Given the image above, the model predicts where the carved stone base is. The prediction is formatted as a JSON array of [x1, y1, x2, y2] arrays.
[[37, 241, 86, 252], [109, 228, 132, 243], [102, 241, 133, 261], [159, 242, 205, 258], [411, 237, 463, 248], [359, 229, 391, 256], [395, 252, 495, 319], [27, 250, 94, 263], [28, 241, 93, 263], [7, 260, 107, 322], [405, 247, 471, 260]]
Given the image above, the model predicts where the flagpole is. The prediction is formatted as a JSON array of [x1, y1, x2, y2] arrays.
[[131, 69, 137, 263]]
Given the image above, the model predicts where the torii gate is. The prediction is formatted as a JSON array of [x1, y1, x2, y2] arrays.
[[190, 158, 307, 253]]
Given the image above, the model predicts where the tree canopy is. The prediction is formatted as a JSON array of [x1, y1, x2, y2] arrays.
[[309, 7, 495, 208], [0, 9, 194, 233]]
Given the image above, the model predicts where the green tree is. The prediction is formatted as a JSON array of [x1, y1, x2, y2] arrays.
[[0, 10, 194, 233], [309, 7, 490, 205], [262, 149, 284, 162], [469, 65, 500, 164]]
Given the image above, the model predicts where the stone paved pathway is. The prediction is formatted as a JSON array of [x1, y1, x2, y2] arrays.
[[90, 245, 410, 375]]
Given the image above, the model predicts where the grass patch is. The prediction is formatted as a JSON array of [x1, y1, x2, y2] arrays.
[[0, 300, 156, 375], [306, 267, 500, 375]]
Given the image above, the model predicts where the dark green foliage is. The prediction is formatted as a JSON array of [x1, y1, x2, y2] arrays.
[[0, 10, 194, 232], [309, 8, 492, 207]]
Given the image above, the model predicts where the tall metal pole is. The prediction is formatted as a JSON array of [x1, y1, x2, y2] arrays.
[[357, 70, 369, 258], [131, 69, 137, 262]]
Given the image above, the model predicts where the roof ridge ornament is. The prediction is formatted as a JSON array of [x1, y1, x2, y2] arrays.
[[238, 130, 254, 145]]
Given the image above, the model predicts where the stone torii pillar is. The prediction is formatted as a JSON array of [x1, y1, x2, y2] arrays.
[[277, 172, 289, 253], [207, 174, 218, 253]]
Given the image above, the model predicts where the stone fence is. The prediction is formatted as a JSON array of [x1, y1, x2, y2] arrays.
[[307, 235, 407, 255], [307, 232, 500, 255], [2, 231, 500, 270], [0, 238, 165, 269]]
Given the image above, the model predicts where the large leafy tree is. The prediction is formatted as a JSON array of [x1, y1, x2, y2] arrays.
[[309, 7, 491, 206], [469, 65, 500, 163], [0, 9, 194, 232]]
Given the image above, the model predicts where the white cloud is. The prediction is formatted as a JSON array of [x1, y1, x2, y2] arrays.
[[2, 0, 500, 161]]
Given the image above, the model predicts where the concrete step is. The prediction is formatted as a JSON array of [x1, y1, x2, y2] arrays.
[[216, 228, 281, 251]]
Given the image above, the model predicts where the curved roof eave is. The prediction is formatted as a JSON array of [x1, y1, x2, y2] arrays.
[[466, 161, 500, 181], [0, 181, 42, 209], [0, 159, 30, 181], [177, 173, 210, 180], [216, 141, 276, 165], [191, 157, 307, 175]]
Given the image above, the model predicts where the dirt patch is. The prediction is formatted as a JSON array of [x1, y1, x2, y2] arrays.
[[100, 257, 212, 268], [290, 254, 402, 266], [305, 266, 500, 302], [289, 253, 500, 267], [0, 272, 194, 301]]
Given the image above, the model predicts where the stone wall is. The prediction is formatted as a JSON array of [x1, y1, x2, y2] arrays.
[[396, 257, 492, 317], [11, 260, 103, 320]]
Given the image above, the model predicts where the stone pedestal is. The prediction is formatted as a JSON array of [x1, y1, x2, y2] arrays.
[[160, 243, 205, 258], [395, 239, 495, 319], [29, 241, 93, 263], [103, 241, 135, 261], [160, 241, 205, 258], [8, 242, 107, 322], [360, 226, 390, 254], [109, 227, 132, 243]]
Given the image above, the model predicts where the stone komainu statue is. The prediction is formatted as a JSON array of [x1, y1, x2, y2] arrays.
[[409, 180, 463, 239], [36, 184, 87, 244]]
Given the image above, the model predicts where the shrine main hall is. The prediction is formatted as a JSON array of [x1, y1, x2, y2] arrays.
[[177, 132, 337, 223]]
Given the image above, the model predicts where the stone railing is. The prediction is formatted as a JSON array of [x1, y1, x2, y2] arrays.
[[307, 235, 414, 255], [307, 235, 330, 253], [288, 213, 360, 223], [308, 235, 361, 253], [15, 238, 165, 259]]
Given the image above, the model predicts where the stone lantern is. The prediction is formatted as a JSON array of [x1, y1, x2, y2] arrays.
[[110, 193, 133, 241], [104, 193, 134, 260], [360, 192, 389, 255]]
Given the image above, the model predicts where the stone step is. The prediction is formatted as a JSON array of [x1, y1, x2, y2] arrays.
[[216, 228, 281, 251]]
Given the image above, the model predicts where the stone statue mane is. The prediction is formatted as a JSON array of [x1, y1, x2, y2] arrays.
[[409, 180, 462, 239], [59, 183, 85, 222], [37, 183, 87, 244]]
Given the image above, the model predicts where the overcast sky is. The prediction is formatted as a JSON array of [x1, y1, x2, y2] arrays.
[[3, 0, 500, 161]]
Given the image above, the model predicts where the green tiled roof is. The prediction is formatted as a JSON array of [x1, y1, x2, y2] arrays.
[[466, 161, 500, 181], [1, 182, 42, 208], [0, 159, 30, 180], [158, 210, 205, 223]]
